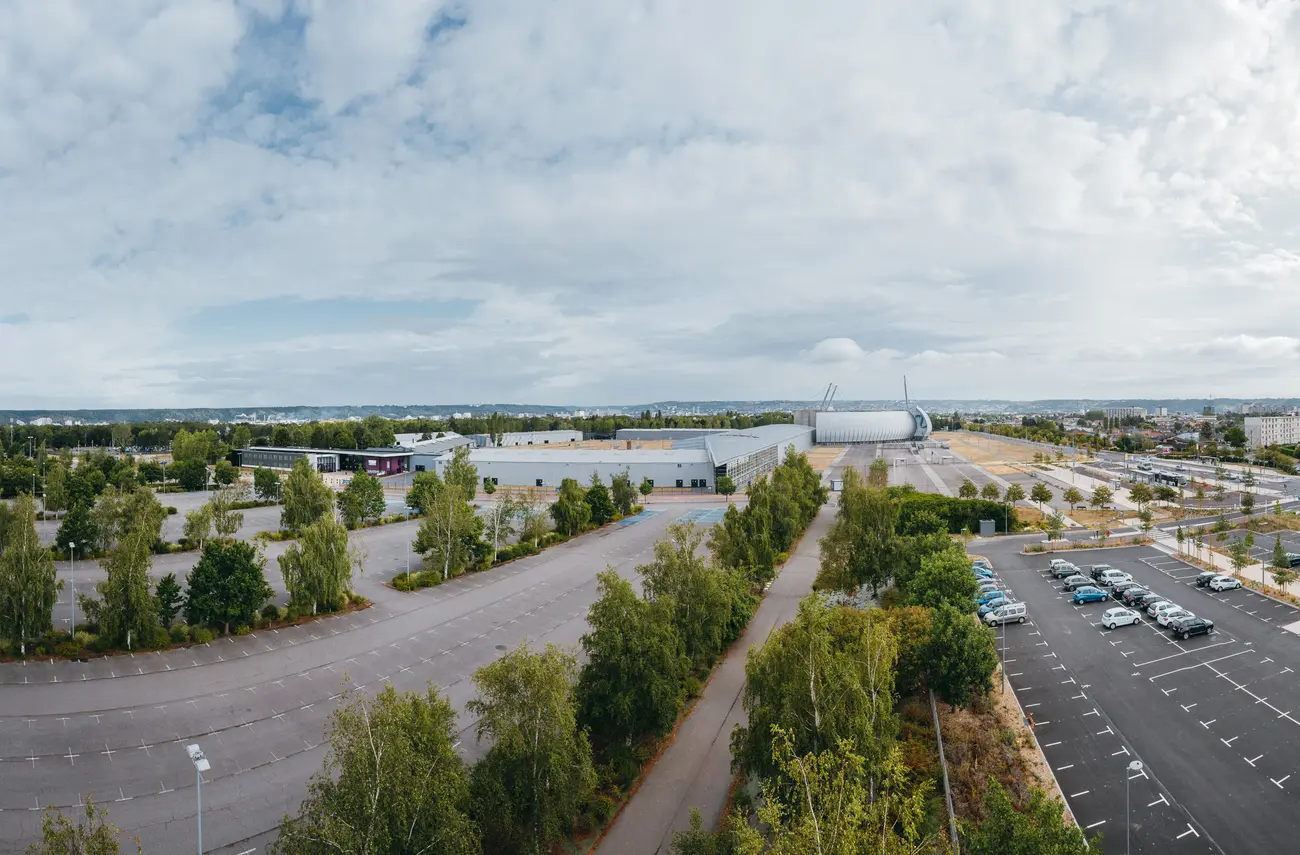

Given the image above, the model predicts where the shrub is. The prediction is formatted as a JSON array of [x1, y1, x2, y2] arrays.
[[235, 625, 252, 636], [170, 625, 192, 644], [166, 506, 179, 515], [1025, 543, 1047, 553], [284, 606, 300, 622], [73, 631, 94, 648], [192, 627, 215, 644], [56, 641, 85, 659], [261, 603, 280, 621]]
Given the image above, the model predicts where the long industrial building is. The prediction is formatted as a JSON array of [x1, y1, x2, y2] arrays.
[[433, 423, 814, 491], [796, 407, 933, 443]]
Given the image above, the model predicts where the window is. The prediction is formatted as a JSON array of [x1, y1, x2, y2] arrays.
[[536, 478, 544, 487]]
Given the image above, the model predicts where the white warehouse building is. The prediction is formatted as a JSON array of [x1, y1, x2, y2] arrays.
[[434, 423, 814, 491], [797, 408, 933, 443]]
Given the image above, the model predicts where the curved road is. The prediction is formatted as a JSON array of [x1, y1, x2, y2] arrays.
[[0, 502, 712, 854]]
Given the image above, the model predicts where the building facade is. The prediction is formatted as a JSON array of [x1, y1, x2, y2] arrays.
[[806, 409, 932, 444], [239, 446, 412, 475], [1104, 407, 1147, 420], [1245, 415, 1300, 450], [468, 430, 584, 447]]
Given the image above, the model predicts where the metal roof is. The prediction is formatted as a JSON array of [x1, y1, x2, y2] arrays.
[[406, 436, 474, 456], [244, 446, 412, 457], [704, 424, 815, 466], [467, 447, 711, 464]]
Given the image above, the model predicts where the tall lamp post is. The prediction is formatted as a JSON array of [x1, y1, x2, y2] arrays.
[[186, 743, 210, 854], [1126, 759, 1144, 855], [67, 542, 77, 632]]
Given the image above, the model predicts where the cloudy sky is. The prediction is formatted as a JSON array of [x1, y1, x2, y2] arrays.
[[3, 0, 1299, 408]]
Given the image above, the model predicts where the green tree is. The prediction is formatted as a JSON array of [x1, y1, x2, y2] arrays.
[[231, 425, 252, 450], [585, 473, 615, 526], [1242, 492, 1256, 516], [56, 504, 98, 558], [414, 479, 486, 581], [280, 457, 334, 532], [980, 482, 1001, 501], [209, 487, 246, 537], [732, 598, 897, 782], [212, 459, 237, 486], [610, 470, 638, 515], [0, 494, 60, 655], [925, 603, 998, 710], [1030, 481, 1053, 516], [442, 446, 478, 500], [905, 545, 979, 612], [551, 477, 592, 536], [155, 572, 182, 627], [253, 466, 281, 501], [1089, 485, 1113, 510], [1062, 486, 1082, 510], [27, 798, 141, 855], [1228, 540, 1251, 579], [405, 470, 444, 513], [733, 729, 929, 855], [269, 684, 479, 855], [639, 477, 654, 502], [170, 458, 208, 491], [1003, 483, 1026, 507], [1224, 425, 1247, 450], [337, 471, 386, 529], [95, 524, 159, 651], [483, 493, 520, 555], [1274, 533, 1290, 571], [576, 570, 688, 751], [279, 516, 357, 615], [963, 780, 1093, 855], [1045, 512, 1065, 541], [185, 540, 273, 634], [637, 522, 737, 667], [716, 474, 736, 502], [867, 456, 889, 487], [1138, 508, 1154, 533], [44, 462, 69, 513], [468, 643, 596, 855], [360, 414, 396, 449], [1128, 482, 1154, 512], [1154, 484, 1179, 508], [136, 460, 164, 486], [818, 468, 900, 596], [958, 478, 977, 499]]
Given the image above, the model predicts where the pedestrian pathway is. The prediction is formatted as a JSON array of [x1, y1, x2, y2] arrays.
[[594, 503, 836, 854]]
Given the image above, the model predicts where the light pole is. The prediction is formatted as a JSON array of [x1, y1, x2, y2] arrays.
[[1000, 616, 1007, 694], [67, 542, 77, 632], [186, 744, 210, 854], [1126, 759, 1144, 855], [406, 538, 412, 585]]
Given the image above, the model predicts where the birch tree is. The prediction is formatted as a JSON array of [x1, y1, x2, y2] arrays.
[[0, 494, 60, 654], [279, 516, 357, 615]]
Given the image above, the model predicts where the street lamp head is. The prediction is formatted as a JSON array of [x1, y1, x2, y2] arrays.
[[1128, 759, 1143, 774], [186, 743, 211, 772]]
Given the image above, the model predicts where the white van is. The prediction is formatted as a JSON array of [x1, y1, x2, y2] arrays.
[[984, 602, 1027, 626], [1098, 568, 1132, 587]]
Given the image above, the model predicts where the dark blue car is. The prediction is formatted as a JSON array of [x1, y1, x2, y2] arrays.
[[975, 589, 1004, 606], [1072, 586, 1108, 604], [978, 596, 1010, 616]]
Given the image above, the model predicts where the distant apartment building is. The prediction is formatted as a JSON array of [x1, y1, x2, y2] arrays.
[[1104, 407, 1147, 420], [1155, 407, 1168, 417], [1240, 402, 1260, 415], [1244, 414, 1300, 449]]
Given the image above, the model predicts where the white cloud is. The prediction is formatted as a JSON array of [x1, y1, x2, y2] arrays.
[[3, 1, 1300, 407]]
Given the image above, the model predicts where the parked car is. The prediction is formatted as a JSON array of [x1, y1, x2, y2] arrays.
[[978, 596, 1012, 617], [1089, 564, 1118, 582], [1119, 587, 1150, 605], [1209, 575, 1243, 592], [1098, 571, 1134, 589], [1286, 553, 1300, 569], [1169, 615, 1214, 640], [972, 558, 991, 569], [984, 602, 1027, 626], [1102, 607, 1140, 629], [973, 565, 995, 579], [1110, 580, 1142, 599], [1062, 575, 1092, 592], [1050, 561, 1081, 579], [1130, 592, 1167, 610], [1157, 608, 1194, 627], [1073, 586, 1109, 604], [975, 590, 1006, 606], [1149, 601, 1181, 618], [977, 581, 1002, 594], [1048, 558, 1071, 574], [1194, 571, 1219, 588]]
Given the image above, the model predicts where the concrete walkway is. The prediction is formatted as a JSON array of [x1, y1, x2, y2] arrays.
[[595, 503, 836, 854]]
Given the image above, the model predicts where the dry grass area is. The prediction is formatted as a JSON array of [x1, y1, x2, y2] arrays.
[[803, 445, 845, 472], [938, 666, 1070, 826], [936, 431, 1073, 468], [1059, 507, 1129, 527], [1246, 513, 1300, 533]]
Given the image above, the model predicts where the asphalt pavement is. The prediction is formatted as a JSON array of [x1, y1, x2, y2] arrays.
[[978, 538, 1300, 853], [0, 502, 706, 854]]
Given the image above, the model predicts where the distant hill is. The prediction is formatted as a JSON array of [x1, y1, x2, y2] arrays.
[[2, 397, 1294, 425]]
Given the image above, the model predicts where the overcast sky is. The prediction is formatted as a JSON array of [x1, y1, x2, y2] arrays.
[[3, 1, 1299, 408]]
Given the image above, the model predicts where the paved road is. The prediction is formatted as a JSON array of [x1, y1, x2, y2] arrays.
[[978, 538, 1300, 853], [596, 501, 835, 855], [0, 504, 706, 854]]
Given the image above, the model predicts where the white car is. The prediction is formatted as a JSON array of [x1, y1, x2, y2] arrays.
[[1143, 598, 1171, 615], [1210, 575, 1243, 592], [1102, 607, 1140, 629], [1157, 608, 1194, 627], [1149, 601, 1182, 619]]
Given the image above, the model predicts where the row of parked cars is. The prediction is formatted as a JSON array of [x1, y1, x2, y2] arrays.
[[974, 559, 1028, 626], [1047, 559, 1218, 641]]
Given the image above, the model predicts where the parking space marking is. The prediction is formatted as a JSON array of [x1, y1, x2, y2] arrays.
[[1177, 825, 1200, 839], [1274, 775, 1291, 788], [1149, 794, 1169, 807], [1085, 820, 1106, 829]]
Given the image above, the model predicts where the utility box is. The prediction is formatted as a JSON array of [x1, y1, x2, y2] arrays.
[[979, 519, 996, 538], [831, 478, 844, 491]]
